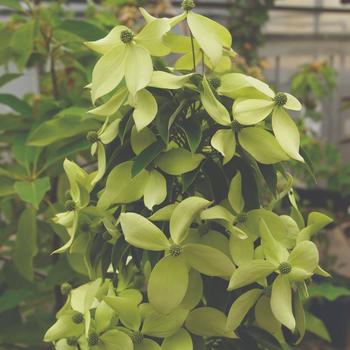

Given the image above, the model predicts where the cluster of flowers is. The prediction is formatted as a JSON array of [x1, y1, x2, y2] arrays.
[[46, 1, 332, 349]]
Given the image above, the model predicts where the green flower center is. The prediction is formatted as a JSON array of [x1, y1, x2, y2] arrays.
[[87, 332, 99, 346], [209, 77, 221, 89], [66, 337, 77, 346], [86, 131, 99, 143], [278, 262, 292, 274], [72, 312, 84, 324], [65, 200, 76, 211], [231, 119, 242, 132], [120, 29, 134, 44], [274, 92, 287, 107], [169, 244, 182, 257], [182, 0, 196, 11], [60, 282, 72, 295], [131, 331, 144, 344], [235, 213, 248, 224]]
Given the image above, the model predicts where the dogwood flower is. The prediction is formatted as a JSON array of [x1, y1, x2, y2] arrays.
[[200, 77, 290, 164], [120, 197, 235, 314], [85, 18, 171, 102], [232, 79, 304, 162], [228, 218, 320, 331]]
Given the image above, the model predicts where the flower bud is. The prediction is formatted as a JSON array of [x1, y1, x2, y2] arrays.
[[182, 0, 195, 11], [60, 282, 72, 296]]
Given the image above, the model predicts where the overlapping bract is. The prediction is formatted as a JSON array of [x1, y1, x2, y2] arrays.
[[46, 4, 333, 350]]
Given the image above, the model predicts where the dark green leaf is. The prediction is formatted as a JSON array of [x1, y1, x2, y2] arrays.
[[0, 94, 32, 117], [258, 164, 277, 195], [41, 138, 89, 172], [14, 177, 51, 208], [131, 139, 164, 177], [201, 159, 227, 202], [0, 0, 22, 10], [0, 73, 21, 88], [13, 207, 37, 281], [0, 178, 15, 197], [308, 283, 350, 301], [305, 312, 331, 342], [28, 107, 99, 146], [300, 146, 317, 184], [59, 19, 106, 41], [156, 101, 179, 144], [180, 118, 202, 153], [10, 20, 35, 71], [0, 289, 34, 313], [182, 168, 200, 192]]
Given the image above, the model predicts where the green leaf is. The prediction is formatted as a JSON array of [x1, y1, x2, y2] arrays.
[[59, 19, 106, 41], [132, 139, 165, 177], [28, 108, 99, 146], [308, 283, 350, 301], [180, 118, 202, 153], [305, 312, 331, 342], [0, 178, 15, 197], [0, 289, 34, 313], [13, 207, 37, 281], [0, 0, 22, 10], [0, 94, 31, 117], [185, 307, 236, 338], [155, 101, 179, 144], [170, 196, 210, 244], [148, 255, 189, 314], [120, 212, 169, 251], [183, 243, 235, 277], [14, 177, 51, 209], [11, 20, 35, 71], [156, 148, 204, 176], [0, 73, 21, 88]]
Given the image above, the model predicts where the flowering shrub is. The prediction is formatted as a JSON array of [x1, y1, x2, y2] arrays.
[[45, 2, 332, 349]]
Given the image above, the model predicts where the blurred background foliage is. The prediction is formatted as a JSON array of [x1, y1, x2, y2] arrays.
[[0, 0, 349, 349]]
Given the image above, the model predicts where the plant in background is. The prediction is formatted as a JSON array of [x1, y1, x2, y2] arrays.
[[228, 0, 274, 78], [43, 1, 333, 349], [0, 0, 149, 347]]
